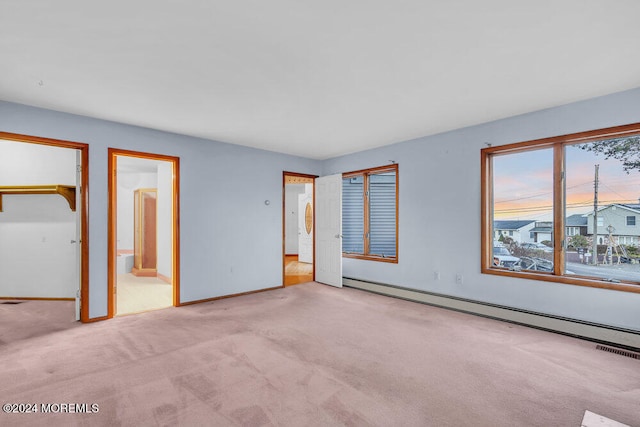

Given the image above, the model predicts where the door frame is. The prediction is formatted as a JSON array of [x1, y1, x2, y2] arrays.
[[108, 148, 180, 318], [282, 172, 318, 285], [0, 131, 90, 322]]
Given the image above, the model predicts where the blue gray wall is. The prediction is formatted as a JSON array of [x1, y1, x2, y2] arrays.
[[0, 101, 321, 318], [3, 87, 640, 329], [322, 87, 640, 331]]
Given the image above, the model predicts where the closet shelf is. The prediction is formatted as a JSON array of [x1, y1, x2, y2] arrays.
[[0, 185, 76, 212]]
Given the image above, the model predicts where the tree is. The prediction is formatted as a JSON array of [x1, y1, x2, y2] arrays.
[[568, 234, 588, 249], [581, 136, 640, 173]]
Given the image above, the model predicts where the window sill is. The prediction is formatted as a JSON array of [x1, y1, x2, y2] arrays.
[[482, 267, 640, 294], [343, 253, 398, 264]]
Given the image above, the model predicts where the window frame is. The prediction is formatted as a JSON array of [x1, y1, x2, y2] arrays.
[[481, 122, 640, 294], [627, 216, 636, 226], [342, 164, 398, 263]]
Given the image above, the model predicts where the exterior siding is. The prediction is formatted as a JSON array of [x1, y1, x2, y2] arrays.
[[586, 206, 640, 236]]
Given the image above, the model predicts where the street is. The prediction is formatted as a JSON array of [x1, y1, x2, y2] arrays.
[[567, 261, 640, 282]]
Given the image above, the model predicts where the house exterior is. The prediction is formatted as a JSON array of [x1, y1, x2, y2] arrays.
[[493, 220, 535, 243], [565, 214, 588, 238], [585, 204, 640, 246], [529, 221, 553, 243], [498, 211, 638, 247]]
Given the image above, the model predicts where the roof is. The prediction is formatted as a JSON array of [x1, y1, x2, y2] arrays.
[[585, 204, 640, 215], [620, 204, 640, 212], [565, 214, 588, 227], [530, 226, 552, 233], [493, 220, 535, 230]]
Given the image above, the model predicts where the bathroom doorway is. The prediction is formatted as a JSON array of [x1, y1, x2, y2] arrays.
[[108, 149, 180, 317]]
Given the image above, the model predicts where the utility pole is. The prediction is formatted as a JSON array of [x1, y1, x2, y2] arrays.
[[592, 164, 599, 265]]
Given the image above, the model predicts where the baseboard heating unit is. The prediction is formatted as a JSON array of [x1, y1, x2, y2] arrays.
[[343, 277, 640, 351]]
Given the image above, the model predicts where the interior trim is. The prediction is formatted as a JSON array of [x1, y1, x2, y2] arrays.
[[179, 286, 283, 306], [481, 122, 640, 293], [282, 171, 318, 286], [0, 132, 90, 322], [342, 164, 398, 262], [108, 148, 181, 317]]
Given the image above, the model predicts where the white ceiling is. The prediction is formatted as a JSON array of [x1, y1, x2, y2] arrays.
[[1, 1, 640, 160]]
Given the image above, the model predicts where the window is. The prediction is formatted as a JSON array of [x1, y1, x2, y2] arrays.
[[342, 164, 398, 262], [482, 123, 640, 292]]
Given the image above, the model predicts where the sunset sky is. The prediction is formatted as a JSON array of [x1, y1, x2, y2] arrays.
[[493, 143, 640, 221]]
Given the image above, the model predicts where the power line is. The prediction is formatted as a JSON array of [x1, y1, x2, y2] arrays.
[[494, 198, 638, 214], [600, 181, 637, 201], [494, 176, 640, 206], [494, 180, 593, 204]]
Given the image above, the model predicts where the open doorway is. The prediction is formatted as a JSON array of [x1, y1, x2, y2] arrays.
[[283, 172, 316, 286], [108, 149, 180, 317], [0, 132, 89, 322]]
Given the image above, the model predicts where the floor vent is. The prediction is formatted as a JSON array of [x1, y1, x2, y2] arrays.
[[596, 344, 640, 360], [1, 301, 24, 305]]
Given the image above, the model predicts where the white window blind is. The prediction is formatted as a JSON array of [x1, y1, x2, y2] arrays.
[[369, 172, 396, 257], [342, 175, 364, 253]]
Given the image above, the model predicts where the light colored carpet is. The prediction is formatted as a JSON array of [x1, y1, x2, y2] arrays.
[[0, 299, 77, 343], [0, 283, 638, 426], [116, 273, 172, 315]]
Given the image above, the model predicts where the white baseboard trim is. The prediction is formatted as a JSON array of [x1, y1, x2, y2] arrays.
[[343, 277, 640, 351]]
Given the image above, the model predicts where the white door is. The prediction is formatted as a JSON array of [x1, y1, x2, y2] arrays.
[[298, 193, 313, 263], [74, 151, 82, 321], [315, 174, 342, 287]]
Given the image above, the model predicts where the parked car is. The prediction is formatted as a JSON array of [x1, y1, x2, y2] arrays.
[[521, 242, 553, 253], [511, 257, 575, 274], [513, 256, 553, 272], [493, 246, 520, 268]]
